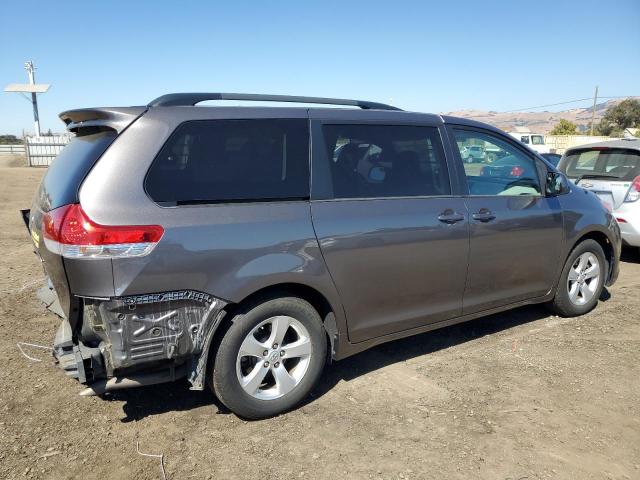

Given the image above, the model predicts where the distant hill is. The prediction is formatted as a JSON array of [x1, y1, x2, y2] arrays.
[[443, 97, 639, 134]]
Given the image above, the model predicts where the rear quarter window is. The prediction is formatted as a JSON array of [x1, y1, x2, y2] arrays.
[[145, 119, 310, 205], [563, 148, 640, 181], [34, 131, 117, 211]]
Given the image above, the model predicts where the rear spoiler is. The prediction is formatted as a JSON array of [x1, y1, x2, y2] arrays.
[[59, 106, 147, 134]]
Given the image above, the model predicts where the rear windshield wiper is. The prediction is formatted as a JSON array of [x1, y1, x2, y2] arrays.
[[575, 173, 622, 184]]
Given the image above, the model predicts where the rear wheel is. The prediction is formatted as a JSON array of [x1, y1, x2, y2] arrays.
[[211, 296, 326, 419], [548, 239, 607, 317]]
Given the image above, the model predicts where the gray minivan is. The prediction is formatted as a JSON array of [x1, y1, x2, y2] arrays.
[[25, 93, 621, 419]]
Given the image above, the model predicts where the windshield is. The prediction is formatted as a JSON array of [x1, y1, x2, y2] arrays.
[[531, 135, 545, 145], [562, 148, 640, 181]]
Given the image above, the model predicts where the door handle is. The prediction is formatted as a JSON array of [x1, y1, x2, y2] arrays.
[[437, 211, 465, 224], [472, 209, 496, 222]]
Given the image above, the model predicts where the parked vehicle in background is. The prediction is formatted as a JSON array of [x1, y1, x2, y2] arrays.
[[480, 155, 539, 190], [541, 152, 562, 167], [461, 144, 485, 162], [509, 131, 550, 154], [23, 93, 620, 419], [558, 138, 640, 249]]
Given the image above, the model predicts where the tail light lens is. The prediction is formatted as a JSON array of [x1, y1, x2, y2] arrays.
[[510, 166, 525, 177], [42, 204, 163, 258], [624, 176, 640, 203]]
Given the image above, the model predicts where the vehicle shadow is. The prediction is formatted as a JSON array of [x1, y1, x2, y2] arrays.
[[305, 303, 552, 405], [105, 303, 554, 421], [621, 246, 640, 264], [103, 379, 223, 422]]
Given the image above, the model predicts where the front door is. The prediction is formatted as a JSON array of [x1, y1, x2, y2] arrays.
[[310, 121, 469, 343], [449, 126, 564, 314]]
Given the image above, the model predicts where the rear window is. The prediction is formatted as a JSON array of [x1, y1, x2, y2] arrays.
[[562, 148, 640, 181], [145, 119, 310, 205], [34, 131, 116, 211]]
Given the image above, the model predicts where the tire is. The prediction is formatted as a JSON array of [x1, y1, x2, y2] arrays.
[[211, 296, 327, 419], [548, 239, 607, 317]]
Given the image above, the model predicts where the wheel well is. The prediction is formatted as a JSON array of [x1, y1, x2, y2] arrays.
[[207, 283, 336, 376], [572, 231, 614, 276]]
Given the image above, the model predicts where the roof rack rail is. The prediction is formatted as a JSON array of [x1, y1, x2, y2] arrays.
[[148, 92, 402, 111]]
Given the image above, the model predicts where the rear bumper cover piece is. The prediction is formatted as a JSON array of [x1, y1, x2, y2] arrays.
[[53, 290, 227, 393]]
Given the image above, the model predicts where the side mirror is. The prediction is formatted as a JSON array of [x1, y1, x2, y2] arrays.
[[368, 166, 387, 182], [546, 171, 569, 196]]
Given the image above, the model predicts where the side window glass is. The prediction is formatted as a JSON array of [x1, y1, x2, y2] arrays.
[[454, 129, 542, 196], [145, 119, 309, 205], [520, 136, 530, 144], [321, 125, 450, 199]]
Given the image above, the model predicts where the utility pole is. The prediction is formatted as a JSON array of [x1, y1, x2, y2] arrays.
[[4, 61, 50, 137], [590, 85, 599, 136]]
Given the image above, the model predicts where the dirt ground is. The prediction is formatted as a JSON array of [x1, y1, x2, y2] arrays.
[[0, 159, 638, 480]]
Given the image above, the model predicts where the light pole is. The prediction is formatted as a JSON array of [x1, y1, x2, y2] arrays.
[[25, 61, 41, 136], [4, 61, 50, 137]]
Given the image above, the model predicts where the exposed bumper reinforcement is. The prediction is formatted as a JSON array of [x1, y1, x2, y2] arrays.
[[79, 364, 188, 396], [53, 290, 228, 394]]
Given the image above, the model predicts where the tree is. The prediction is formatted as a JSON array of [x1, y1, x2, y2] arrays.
[[590, 99, 640, 137], [602, 99, 640, 130], [0, 134, 21, 145], [549, 119, 578, 135]]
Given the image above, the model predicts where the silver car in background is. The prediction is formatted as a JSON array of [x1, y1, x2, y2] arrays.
[[558, 139, 640, 249]]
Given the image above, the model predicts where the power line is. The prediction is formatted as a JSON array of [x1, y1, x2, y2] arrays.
[[459, 94, 639, 120], [500, 97, 593, 113]]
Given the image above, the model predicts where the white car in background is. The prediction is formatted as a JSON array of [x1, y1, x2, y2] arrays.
[[509, 132, 550, 154], [461, 144, 485, 163], [558, 138, 640, 250]]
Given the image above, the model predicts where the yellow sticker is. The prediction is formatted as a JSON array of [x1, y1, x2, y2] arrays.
[[31, 229, 40, 248]]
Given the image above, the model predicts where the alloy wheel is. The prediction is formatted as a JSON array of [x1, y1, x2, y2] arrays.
[[567, 252, 601, 306], [235, 316, 312, 400]]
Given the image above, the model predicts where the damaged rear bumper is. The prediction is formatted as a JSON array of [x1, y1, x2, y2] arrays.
[[52, 289, 227, 395]]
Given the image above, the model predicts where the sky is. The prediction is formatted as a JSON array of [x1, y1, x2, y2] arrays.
[[1, 0, 639, 135]]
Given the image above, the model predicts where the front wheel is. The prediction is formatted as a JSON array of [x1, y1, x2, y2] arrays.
[[211, 296, 327, 419], [548, 239, 607, 317]]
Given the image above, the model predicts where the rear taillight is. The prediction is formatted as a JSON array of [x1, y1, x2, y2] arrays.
[[624, 176, 640, 203], [510, 166, 525, 177], [42, 204, 163, 258]]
